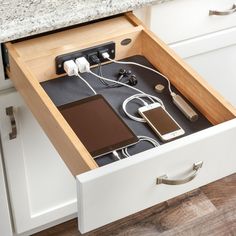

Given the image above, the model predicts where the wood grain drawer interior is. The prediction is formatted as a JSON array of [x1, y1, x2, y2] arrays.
[[4, 13, 236, 177]]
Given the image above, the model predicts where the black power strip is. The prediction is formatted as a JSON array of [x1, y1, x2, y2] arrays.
[[55, 41, 115, 75]]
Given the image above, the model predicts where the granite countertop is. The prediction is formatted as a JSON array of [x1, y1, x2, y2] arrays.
[[0, 0, 169, 43]]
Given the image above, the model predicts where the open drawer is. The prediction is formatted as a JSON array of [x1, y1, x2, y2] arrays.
[[4, 13, 236, 233]]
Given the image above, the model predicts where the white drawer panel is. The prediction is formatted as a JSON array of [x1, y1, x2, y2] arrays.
[[149, 0, 236, 44], [184, 44, 236, 108], [170, 27, 236, 59], [0, 144, 12, 236], [77, 119, 236, 233]]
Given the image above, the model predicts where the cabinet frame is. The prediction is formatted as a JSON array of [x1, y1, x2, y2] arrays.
[[2, 12, 236, 234]]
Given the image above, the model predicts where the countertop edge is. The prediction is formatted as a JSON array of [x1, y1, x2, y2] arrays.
[[0, 0, 171, 43]]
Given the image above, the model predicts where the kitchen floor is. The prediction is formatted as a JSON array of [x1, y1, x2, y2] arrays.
[[34, 173, 236, 236]]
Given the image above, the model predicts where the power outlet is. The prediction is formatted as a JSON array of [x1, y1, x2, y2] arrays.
[[55, 42, 115, 75]]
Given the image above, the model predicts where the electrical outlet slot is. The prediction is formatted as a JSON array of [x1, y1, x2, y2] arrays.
[[55, 41, 115, 75]]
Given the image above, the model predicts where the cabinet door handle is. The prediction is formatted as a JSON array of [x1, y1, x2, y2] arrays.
[[6, 106, 17, 140], [209, 4, 236, 16], [156, 161, 203, 185]]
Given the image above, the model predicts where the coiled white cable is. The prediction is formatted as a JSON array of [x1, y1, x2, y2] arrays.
[[121, 135, 159, 158], [122, 94, 165, 123]]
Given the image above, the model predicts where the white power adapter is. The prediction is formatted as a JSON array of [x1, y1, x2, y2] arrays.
[[63, 57, 97, 95], [75, 57, 90, 73], [63, 60, 78, 76]]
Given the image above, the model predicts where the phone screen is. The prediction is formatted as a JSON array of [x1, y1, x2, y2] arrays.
[[143, 107, 180, 135]]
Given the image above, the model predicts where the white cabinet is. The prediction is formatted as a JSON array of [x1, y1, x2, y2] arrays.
[[184, 44, 236, 108], [149, 0, 236, 44], [149, 0, 236, 108], [0, 144, 12, 236], [1, 5, 236, 235], [0, 91, 77, 235], [169, 28, 236, 108]]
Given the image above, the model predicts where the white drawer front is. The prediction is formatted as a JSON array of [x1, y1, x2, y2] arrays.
[[149, 0, 236, 44], [77, 119, 236, 233], [183, 43, 236, 108]]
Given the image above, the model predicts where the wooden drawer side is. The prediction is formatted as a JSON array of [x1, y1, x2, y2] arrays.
[[141, 30, 236, 125], [6, 43, 98, 176], [126, 13, 236, 125], [10, 15, 143, 82], [24, 28, 143, 82]]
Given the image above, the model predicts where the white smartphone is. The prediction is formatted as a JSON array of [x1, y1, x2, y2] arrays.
[[138, 103, 185, 141]]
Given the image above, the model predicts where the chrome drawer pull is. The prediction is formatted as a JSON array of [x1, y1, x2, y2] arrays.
[[6, 106, 17, 140], [209, 4, 236, 16], [156, 161, 203, 185]]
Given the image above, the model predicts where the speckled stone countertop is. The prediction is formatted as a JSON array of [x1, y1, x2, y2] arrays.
[[0, 0, 171, 43]]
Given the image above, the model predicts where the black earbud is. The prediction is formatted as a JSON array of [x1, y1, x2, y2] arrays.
[[117, 68, 138, 86], [118, 68, 131, 77], [127, 75, 138, 86]]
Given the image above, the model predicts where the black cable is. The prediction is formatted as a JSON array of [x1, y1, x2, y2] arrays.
[[91, 54, 129, 88], [97, 62, 123, 88]]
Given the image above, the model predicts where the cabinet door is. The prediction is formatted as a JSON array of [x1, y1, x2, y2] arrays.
[[149, 0, 236, 44], [0, 91, 77, 235], [0, 148, 12, 236]]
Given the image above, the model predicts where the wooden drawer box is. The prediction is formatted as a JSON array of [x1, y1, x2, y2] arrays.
[[4, 13, 236, 233]]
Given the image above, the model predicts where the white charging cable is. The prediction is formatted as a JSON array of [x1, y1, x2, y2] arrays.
[[121, 135, 159, 158], [74, 56, 165, 123], [64, 58, 161, 160], [73, 56, 162, 105], [122, 94, 164, 122], [102, 52, 175, 96], [89, 70, 166, 122], [89, 70, 154, 100], [63, 59, 97, 95]]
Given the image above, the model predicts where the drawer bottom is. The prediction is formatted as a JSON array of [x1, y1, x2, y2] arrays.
[[41, 55, 212, 167]]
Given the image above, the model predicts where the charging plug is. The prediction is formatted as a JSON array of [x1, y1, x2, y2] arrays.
[[101, 52, 110, 59], [75, 57, 90, 73], [63, 60, 78, 76], [89, 54, 100, 64]]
